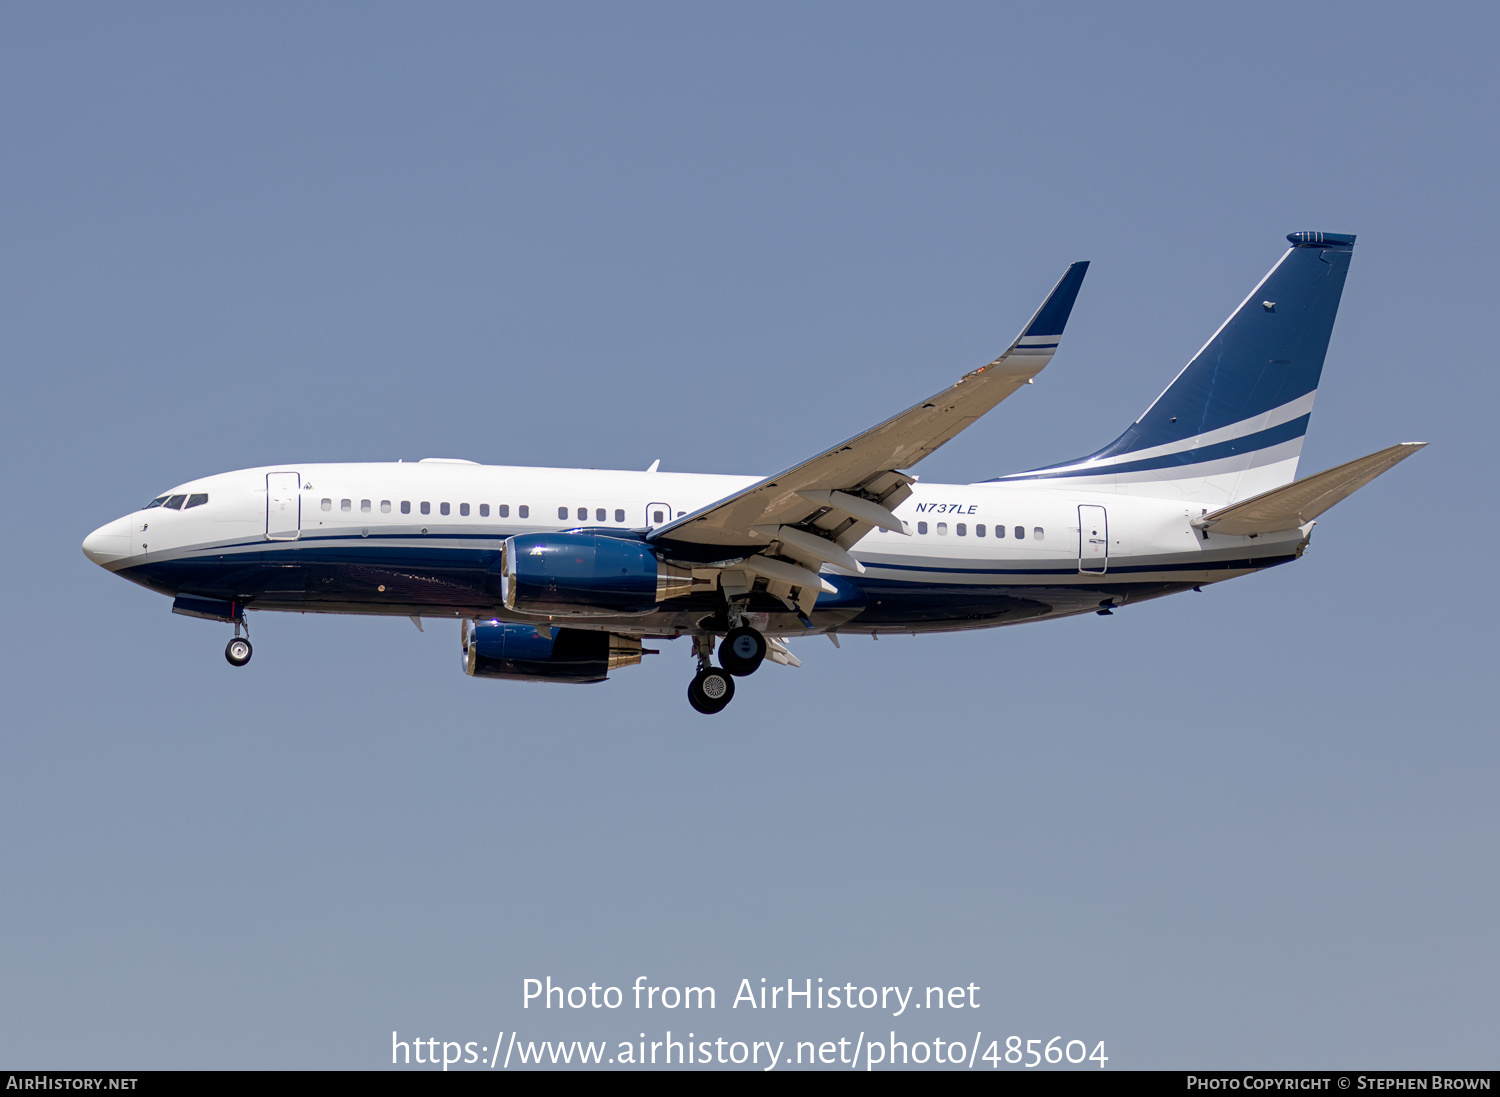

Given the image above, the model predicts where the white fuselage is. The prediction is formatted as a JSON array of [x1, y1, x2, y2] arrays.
[[84, 460, 1309, 638]]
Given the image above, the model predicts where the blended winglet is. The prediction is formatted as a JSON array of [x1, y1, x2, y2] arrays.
[[1012, 261, 1089, 353], [1192, 442, 1426, 536]]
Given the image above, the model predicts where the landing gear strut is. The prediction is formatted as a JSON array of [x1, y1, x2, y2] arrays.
[[686, 632, 735, 714], [225, 616, 252, 667]]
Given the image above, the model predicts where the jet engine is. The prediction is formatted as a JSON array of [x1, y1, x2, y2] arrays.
[[499, 532, 696, 617], [461, 620, 644, 683]]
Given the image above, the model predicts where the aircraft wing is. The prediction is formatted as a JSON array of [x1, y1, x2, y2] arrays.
[[650, 262, 1088, 608]]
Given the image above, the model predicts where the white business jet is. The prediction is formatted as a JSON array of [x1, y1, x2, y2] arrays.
[[83, 231, 1421, 713]]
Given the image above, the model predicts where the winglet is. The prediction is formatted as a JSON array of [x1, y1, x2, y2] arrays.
[[1013, 261, 1089, 351]]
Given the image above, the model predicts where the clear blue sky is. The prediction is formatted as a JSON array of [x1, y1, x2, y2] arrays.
[[3, 1, 1495, 1070]]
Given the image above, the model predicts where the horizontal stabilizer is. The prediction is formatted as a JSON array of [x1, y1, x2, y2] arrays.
[[1192, 442, 1426, 536]]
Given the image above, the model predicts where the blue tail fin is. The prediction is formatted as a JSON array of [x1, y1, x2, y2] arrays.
[[993, 232, 1355, 503]]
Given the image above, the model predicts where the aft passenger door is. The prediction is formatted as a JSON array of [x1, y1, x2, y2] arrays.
[[1078, 504, 1107, 573], [266, 472, 302, 541]]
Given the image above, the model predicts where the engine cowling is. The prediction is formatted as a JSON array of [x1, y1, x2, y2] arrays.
[[500, 532, 694, 617], [462, 620, 643, 683]]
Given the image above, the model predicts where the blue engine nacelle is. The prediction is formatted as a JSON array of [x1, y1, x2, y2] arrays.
[[500, 532, 694, 617], [461, 620, 644, 683]]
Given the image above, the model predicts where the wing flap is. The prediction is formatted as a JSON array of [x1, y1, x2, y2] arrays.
[[766, 637, 802, 667], [1193, 442, 1426, 536]]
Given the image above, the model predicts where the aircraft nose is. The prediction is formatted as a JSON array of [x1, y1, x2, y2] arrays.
[[82, 516, 133, 566]]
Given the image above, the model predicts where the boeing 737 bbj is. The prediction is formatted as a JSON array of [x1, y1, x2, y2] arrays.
[[83, 231, 1422, 713]]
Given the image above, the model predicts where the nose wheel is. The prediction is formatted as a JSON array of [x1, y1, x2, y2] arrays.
[[225, 637, 253, 667]]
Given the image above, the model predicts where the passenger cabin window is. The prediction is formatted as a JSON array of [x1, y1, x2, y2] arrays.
[[497, 504, 509, 518], [956, 523, 966, 536], [996, 524, 1005, 538], [614, 508, 625, 523], [558, 506, 569, 520], [519, 505, 529, 518], [1034, 527, 1044, 541], [577, 507, 587, 521], [400, 501, 411, 514], [917, 521, 928, 535], [1014, 526, 1025, 540], [381, 500, 391, 513], [341, 499, 351, 512], [976, 524, 986, 537], [653, 509, 666, 523], [479, 504, 489, 517], [360, 499, 371, 513], [936, 522, 948, 535], [420, 502, 431, 515], [185, 494, 208, 509], [596, 508, 606, 522], [321, 498, 331, 511], [440, 502, 450, 516], [164, 495, 187, 509]]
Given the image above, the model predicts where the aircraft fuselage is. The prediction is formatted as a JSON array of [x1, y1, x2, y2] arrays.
[[83, 461, 1307, 638]]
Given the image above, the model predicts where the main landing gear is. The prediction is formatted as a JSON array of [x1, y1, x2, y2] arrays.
[[687, 665, 735, 715], [686, 632, 734, 714], [686, 625, 769, 714], [225, 617, 252, 667], [720, 626, 767, 676]]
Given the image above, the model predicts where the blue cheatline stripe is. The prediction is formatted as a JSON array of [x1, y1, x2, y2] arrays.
[[137, 539, 1287, 584], [180, 530, 571, 554], [991, 414, 1308, 482], [865, 556, 1289, 578]]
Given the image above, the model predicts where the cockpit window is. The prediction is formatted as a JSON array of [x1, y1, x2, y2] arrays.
[[185, 493, 208, 509], [163, 495, 187, 510], [145, 495, 169, 509]]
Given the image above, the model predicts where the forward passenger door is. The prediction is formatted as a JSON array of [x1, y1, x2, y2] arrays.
[[266, 472, 302, 541]]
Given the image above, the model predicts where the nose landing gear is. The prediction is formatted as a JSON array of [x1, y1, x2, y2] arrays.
[[225, 637, 253, 666], [225, 616, 252, 667]]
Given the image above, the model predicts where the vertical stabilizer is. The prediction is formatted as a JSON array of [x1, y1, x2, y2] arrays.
[[992, 232, 1355, 504]]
